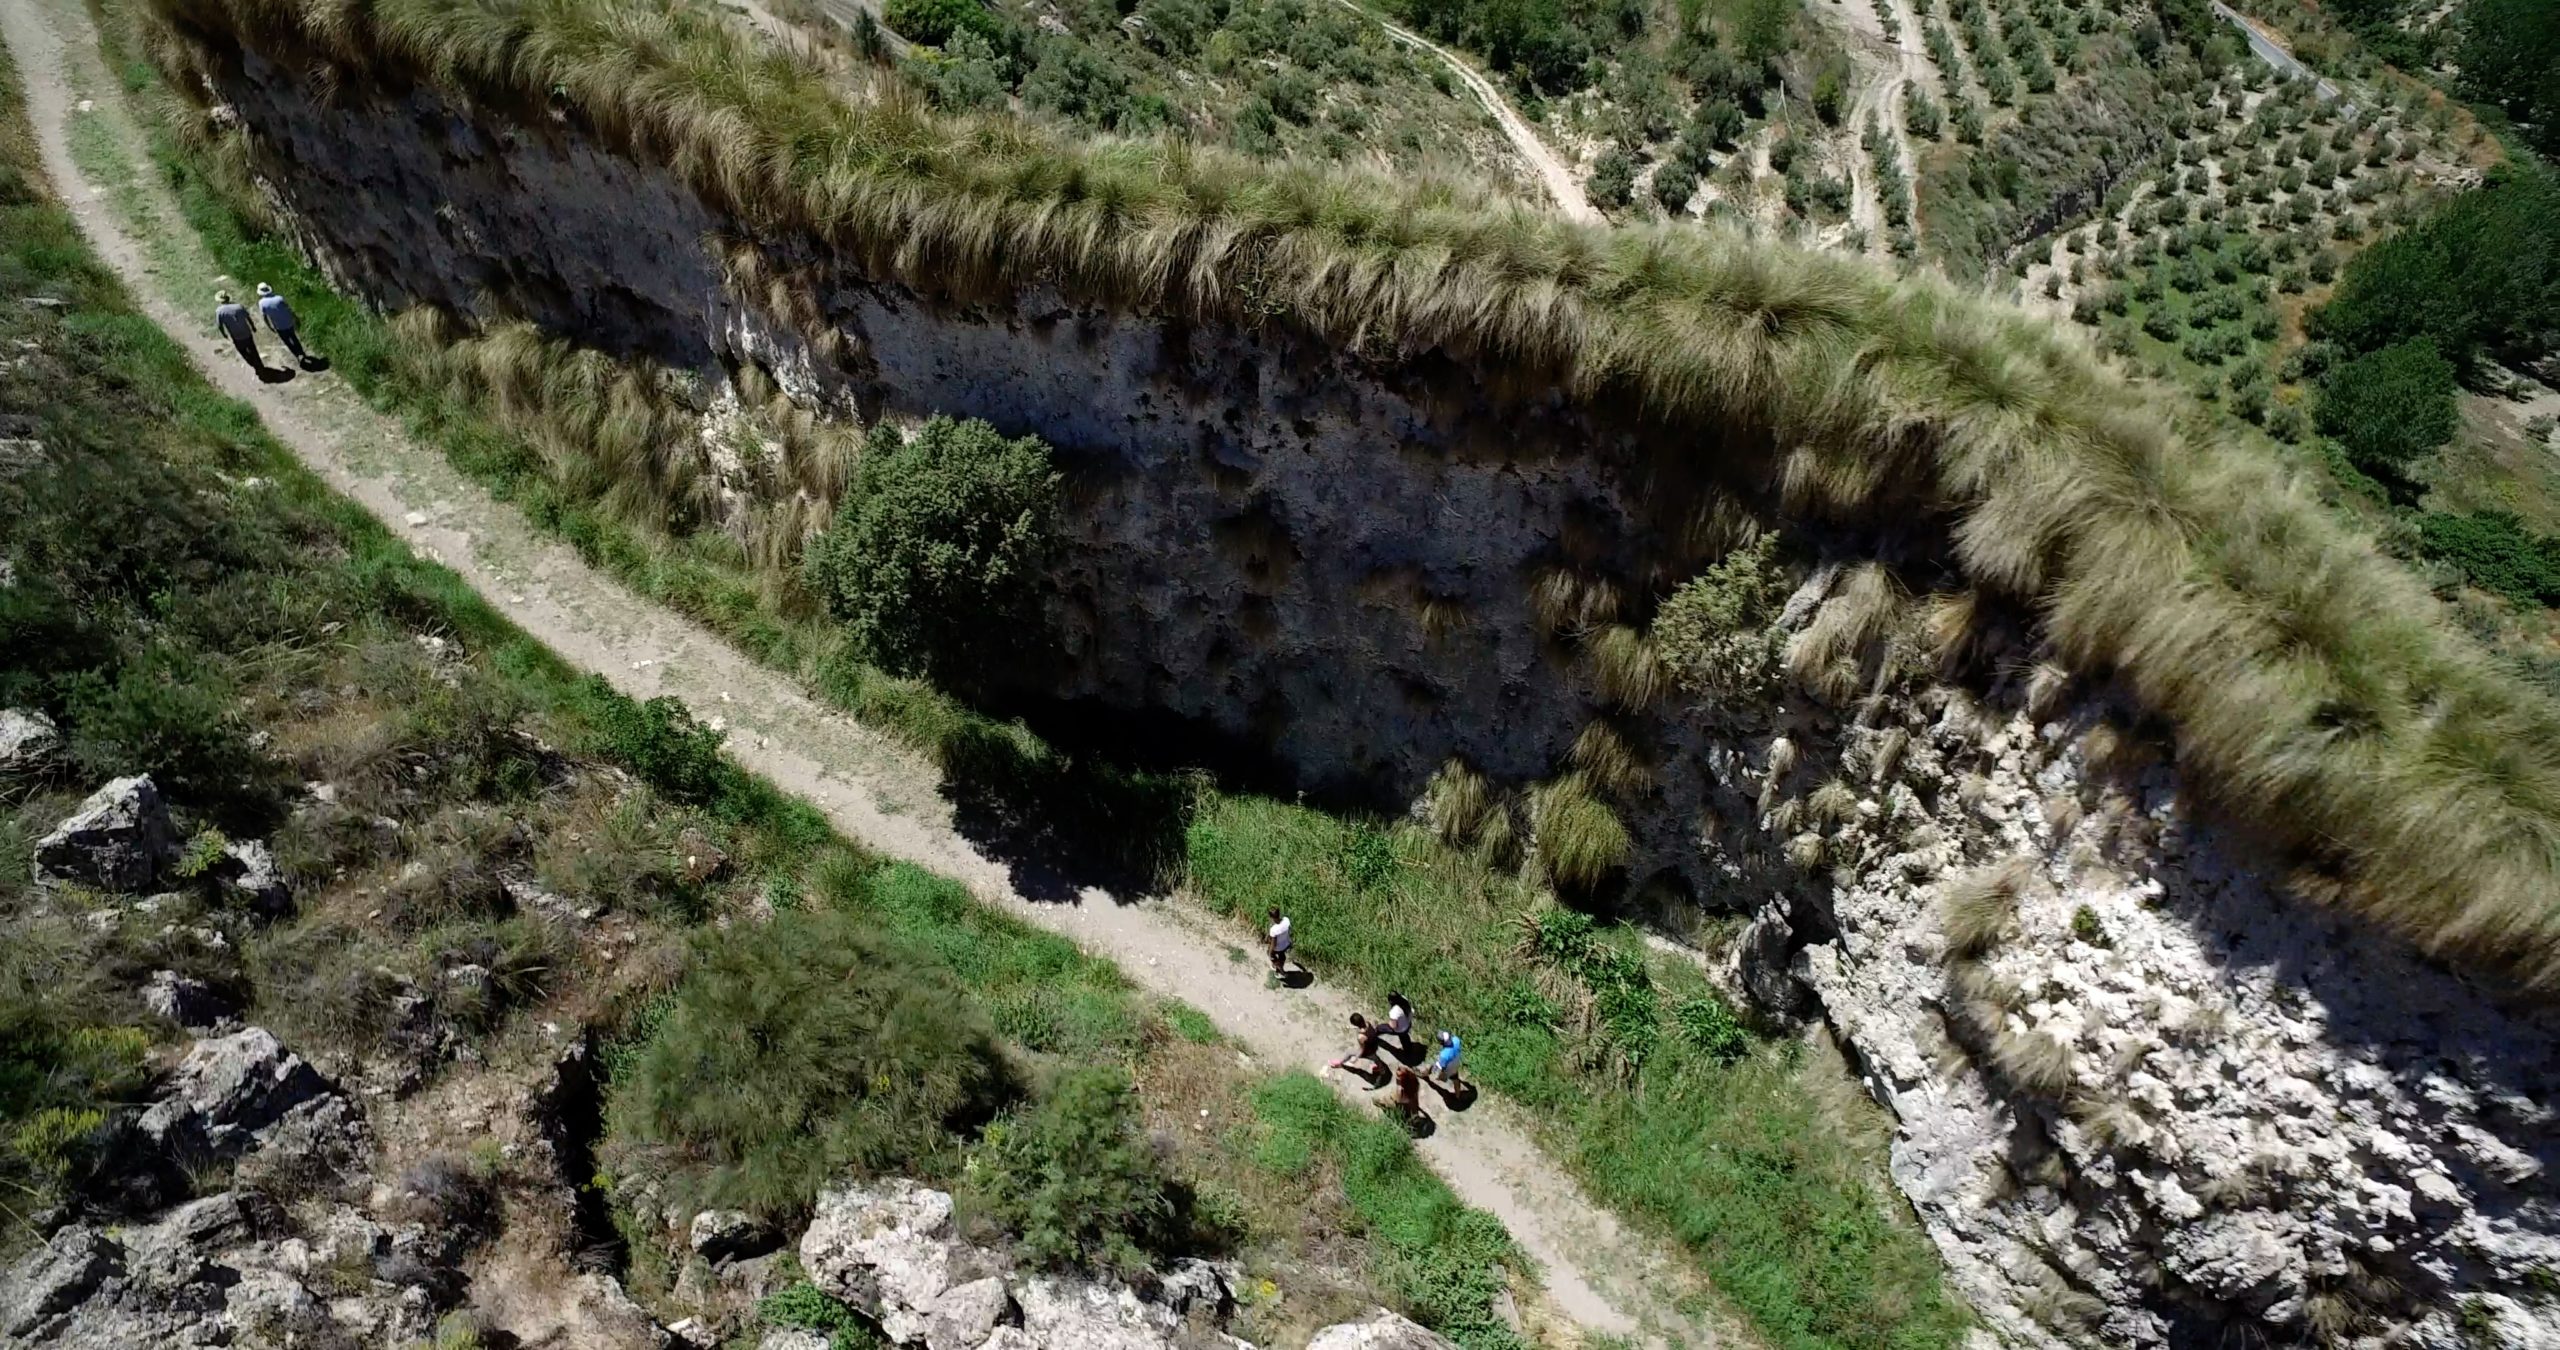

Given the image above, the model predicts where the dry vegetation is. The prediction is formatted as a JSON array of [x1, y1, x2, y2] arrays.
[[138, 0, 2560, 996]]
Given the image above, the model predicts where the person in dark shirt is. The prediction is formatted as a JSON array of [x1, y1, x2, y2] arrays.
[[254, 283, 310, 365], [213, 290, 264, 372]]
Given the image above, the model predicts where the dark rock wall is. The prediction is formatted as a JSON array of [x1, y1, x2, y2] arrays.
[[205, 48, 1767, 905]]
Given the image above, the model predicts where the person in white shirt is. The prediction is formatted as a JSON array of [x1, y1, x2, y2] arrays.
[[1265, 907, 1294, 978], [1381, 991, 1415, 1052]]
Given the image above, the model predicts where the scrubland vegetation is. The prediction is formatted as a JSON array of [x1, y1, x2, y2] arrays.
[[4, 46, 1546, 1350], [142, 0, 2560, 981], [874, 0, 1524, 182]]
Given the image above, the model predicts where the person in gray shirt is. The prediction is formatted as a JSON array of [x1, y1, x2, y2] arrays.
[[213, 289, 265, 372], [254, 282, 310, 365]]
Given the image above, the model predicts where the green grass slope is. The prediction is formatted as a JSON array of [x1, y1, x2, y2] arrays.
[[142, 0, 2560, 992]]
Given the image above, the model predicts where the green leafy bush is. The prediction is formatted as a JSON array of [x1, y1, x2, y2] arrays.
[[603, 907, 1016, 1220], [1674, 994, 1748, 1062], [805, 418, 1060, 688], [1653, 530, 1787, 698], [760, 1282, 881, 1349], [2315, 338, 2459, 475], [2417, 512, 2560, 607], [883, 0, 996, 45], [2312, 167, 2560, 375], [967, 1067, 1174, 1273]]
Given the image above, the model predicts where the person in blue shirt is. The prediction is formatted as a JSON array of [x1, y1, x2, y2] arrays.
[[254, 283, 312, 366], [1428, 1029, 1465, 1089]]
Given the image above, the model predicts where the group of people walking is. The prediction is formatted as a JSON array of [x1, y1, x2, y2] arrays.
[[1265, 908, 1468, 1133], [213, 282, 321, 379]]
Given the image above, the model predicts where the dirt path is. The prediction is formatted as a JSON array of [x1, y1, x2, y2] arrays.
[[1324, 0, 1596, 222], [1830, 0, 1929, 251], [1, 0, 1721, 1342]]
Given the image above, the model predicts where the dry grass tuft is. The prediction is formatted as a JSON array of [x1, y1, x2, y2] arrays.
[[1764, 734, 1799, 782], [1567, 722, 1654, 798], [1420, 758, 1491, 847], [2023, 661, 2071, 723], [1787, 564, 1906, 705], [1587, 625, 1669, 709], [148, 0, 2560, 992], [1524, 774, 1630, 890], [1939, 856, 2037, 961], [1529, 569, 1621, 638], [1807, 778, 1860, 828], [1991, 1025, 2078, 1096], [1864, 727, 1909, 784]]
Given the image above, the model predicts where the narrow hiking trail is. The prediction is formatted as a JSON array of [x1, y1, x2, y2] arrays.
[[0, 0, 1721, 1342], [1325, 0, 1598, 223]]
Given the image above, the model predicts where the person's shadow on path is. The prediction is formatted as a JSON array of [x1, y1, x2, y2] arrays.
[[1424, 1078, 1479, 1112], [1271, 966, 1314, 990]]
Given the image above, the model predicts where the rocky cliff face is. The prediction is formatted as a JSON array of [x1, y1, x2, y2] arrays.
[[162, 34, 2560, 1348]]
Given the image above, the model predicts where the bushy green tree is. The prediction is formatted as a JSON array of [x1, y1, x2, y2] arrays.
[[2457, 0, 2560, 157], [603, 908, 1015, 1220], [806, 417, 1060, 686], [967, 1068, 1174, 1273], [884, 0, 998, 45], [1587, 146, 1637, 210], [2315, 338, 2458, 475], [2312, 167, 2560, 376]]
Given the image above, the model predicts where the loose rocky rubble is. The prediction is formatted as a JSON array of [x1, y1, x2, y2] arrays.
[[0, 707, 60, 777], [33, 774, 181, 892], [792, 1178, 1455, 1350], [1728, 663, 2560, 1347], [0, 1028, 454, 1349]]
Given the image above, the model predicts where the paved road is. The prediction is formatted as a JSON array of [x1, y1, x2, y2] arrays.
[[2211, 0, 2357, 115]]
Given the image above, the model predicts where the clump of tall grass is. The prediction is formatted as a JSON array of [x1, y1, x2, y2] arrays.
[[1939, 856, 2037, 961], [147, 0, 2560, 991], [390, 310, 858, 577], [1523, 773, 1631, 891], [1420, 758, 1492, 846]]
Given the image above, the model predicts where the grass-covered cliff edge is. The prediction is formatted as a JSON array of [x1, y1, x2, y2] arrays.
[[142, 0, 2560, 995]]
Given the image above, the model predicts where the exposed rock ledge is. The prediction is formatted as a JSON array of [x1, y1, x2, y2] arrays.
[[795, 1177, 1455, 1350], [1742, 684, 2560, 1348]]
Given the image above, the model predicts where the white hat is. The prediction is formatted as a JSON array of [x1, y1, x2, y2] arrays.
[[255, 282, 274, 297], [215, 289, 233, 303]]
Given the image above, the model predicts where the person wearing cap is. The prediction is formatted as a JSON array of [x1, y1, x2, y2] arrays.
[[213, 290, 265, 372], [254, 283, 310, 365]]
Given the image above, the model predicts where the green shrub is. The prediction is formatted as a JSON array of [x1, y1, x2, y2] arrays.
[[1587, 147, 1636, 210], [2315, 338, 2459, 475], [884, 0, 996, 45], [585, 685, 746, 810], [759, 1282, 882, 1349], [603, 907, 1016, 1220], [805, 418, 1060, 688], [2417, 512, 2560, 607], [1673, 994, 1748, 1062], [967, 1067, 1174, 1273], [1653, 530, 1787, 698]]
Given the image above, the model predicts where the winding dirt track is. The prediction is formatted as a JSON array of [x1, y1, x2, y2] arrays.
[[1324, 0, 1597, 221], [0, 0, 1721, 1341]]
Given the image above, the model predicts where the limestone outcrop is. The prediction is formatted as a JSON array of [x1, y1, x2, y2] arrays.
[[798, 1178, 1416, 1350], [33, 775, 179, 892]]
